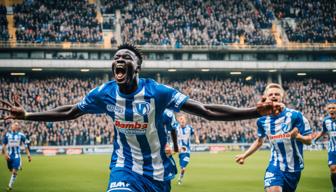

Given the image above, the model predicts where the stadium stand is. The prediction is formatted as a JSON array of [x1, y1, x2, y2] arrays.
[[12, 0, 103, 43], [0, 0, 335, 47], [0, 75, 334, 146], [271, 0, 336, 43], [0, 5, 9, 41], [119, 0, 275, 46]]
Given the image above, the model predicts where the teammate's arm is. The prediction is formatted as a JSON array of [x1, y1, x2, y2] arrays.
[[313, 119, 328, 143], [2, 144, 9, 161], [296, 133, 313, 145], [313, 131, 327, 142], [235, 137, 264, 165], [22, 136, 32, 162], [25, 146, 31, 162], [293, 115, 313, 145], [193, 127, 200, 144], [181, 99, 278, 121]]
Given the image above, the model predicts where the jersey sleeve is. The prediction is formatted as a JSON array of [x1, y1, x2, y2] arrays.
[[20, 134, 28, 148], [163, 110, 177, 131], [257, 118, 266, 138], [295, 112, 312, 136], [322, 119, 328, 133], [190, 126, 195, 136], [156, 83, 189, 112], [77, 86, 106, 114]]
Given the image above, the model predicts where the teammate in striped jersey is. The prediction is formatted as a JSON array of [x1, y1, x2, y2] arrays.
[[235, 83, 313, 192], [176, 114, 199, 185], [163, 109, 179, 157], [0, 44, 281, 192], [2, 121, 31, 191], [313, 100, 336, 191]]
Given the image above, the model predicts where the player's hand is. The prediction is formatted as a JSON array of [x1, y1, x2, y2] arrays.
[[256, 96, 285, 116], [310, 132, 318, 144], [165, 144, 173, 157], [311, 132, 319, 140], [28, 155, 32, 162], [272, 102, 285, 116], [0, 97, 26, 120], [289, 128, 299, 139], [4, 154, 10, 161], [256, 96, 273, 116], [235, 154, 245, 165], [180, 146, 187, 153], [195, 139, 200, 144]]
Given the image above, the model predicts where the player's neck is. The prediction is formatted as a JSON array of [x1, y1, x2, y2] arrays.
[[118, 78, 138, 95]]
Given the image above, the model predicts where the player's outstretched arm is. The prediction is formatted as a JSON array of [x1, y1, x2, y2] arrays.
[[181, 99, 277, 121], [0, 99, 84, 121], [235, 138, 264, 165], [24, 105, 84, 121]]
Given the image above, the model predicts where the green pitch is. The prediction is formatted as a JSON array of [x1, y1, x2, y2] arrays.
[[0, 151, 330, 192]]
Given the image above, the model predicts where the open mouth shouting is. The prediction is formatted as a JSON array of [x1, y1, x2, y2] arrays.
[[270, 98, 279, 102], [114, 64, 128, 83]]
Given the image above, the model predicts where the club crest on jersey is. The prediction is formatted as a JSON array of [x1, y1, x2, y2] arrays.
[[134, 102, 150, 116], [281, 112, 292, 132], [281, 123, 290, 132]]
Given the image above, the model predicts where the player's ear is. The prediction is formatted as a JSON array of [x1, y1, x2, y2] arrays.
[[135, 64, 141, 73], [281, 92, 286, 104]]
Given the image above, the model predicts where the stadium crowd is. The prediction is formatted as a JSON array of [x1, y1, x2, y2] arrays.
[[0, 75, 334, 146], [0, 0, 335, 45], [13, 0, 103, 43], [100, 0, 126, 15], [0, 5, 9, 41], [271, 0, 336, 43], [120, 0, 275, 46]]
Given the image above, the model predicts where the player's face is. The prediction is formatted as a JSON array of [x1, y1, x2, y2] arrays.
[[112, 49, 139, 85], [11, 122, 19, 132], [178, 116, 186, 127], [327, 103, 336, 119], [265, 88, 283, 103]]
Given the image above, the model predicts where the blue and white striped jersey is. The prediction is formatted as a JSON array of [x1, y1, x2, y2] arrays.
[[2, 131, 27, 159], [163, 109, 179, 145], [163, 109, 179, 132], [322, 116, 336, 152], [77, 78, 188, 181], [177, 124, 194, 154], [257, 108, 312, 172]]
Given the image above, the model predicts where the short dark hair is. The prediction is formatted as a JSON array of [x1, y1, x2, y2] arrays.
[[117, 43, 143, 66]]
